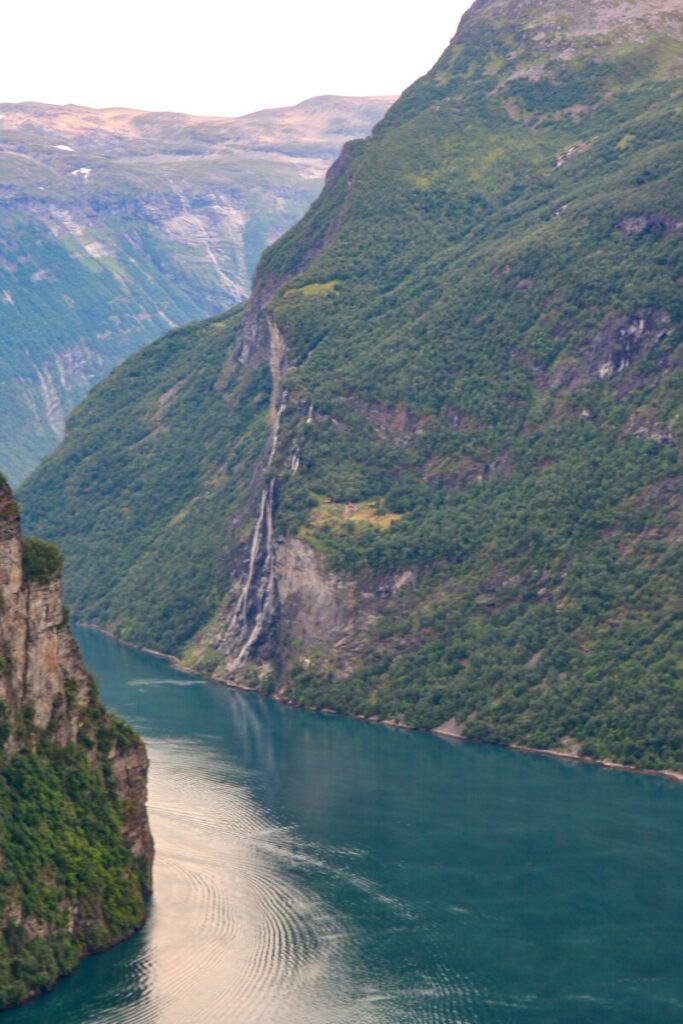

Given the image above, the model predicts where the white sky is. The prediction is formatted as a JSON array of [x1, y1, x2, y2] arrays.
[[1, 1, 472, 117]]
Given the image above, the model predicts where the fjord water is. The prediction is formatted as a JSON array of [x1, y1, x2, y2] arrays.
[[9, 629, 683, 1024]]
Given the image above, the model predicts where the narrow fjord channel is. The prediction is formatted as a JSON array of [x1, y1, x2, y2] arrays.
[[8, 627, 682, 1024]]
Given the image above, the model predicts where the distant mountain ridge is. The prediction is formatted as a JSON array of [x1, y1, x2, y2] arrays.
[[21, 0, 683, 771], [0, 94, 392, 482]]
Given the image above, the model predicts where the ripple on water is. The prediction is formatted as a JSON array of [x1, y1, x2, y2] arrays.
[[12, 630, 682, 1024], [104, 739, 396, 1024]]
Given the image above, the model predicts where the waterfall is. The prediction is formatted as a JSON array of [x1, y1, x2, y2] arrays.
[[219, 314, 288, 670]]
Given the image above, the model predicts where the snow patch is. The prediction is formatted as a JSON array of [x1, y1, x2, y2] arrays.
[[53, 144, 74, 152], [70, 167, 92, 179], [1, 290, 14, 305]]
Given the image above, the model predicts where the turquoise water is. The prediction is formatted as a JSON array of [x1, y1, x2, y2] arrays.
[[8, 627, 683, 1023]]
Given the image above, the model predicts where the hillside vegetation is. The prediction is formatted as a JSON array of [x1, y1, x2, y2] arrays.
[[22, 0, 683, 771]]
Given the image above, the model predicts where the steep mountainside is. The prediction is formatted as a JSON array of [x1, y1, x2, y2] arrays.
[[0, 475, 152, 1007], [22, 0, 683, 772], [0, 95, 391, 483]]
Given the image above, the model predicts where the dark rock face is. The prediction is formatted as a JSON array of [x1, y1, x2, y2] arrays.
[[617, 213, 681, 236], [0, 475, 152, 1009], [549, 309, 674, 391]]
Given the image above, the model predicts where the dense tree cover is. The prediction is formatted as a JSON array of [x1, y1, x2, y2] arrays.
[[21, 538, 64, 583], [258, 3, 683, 770], [0, 711, 147, 1007], [21, 309, 271, 653], [21, 0, 683, 770]]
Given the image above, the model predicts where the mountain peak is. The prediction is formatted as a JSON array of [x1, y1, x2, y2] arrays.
[[466, 0, 683, 39], [452, 0, 683, 86], [382, 0, 683, 136]]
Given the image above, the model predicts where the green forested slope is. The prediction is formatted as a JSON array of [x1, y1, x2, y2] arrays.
[[20, 309, 271, 653], [22, 0, 683, 771]]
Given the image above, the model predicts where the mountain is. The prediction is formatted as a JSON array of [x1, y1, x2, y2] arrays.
[[0, 474, 152, 1008], [0, 95, 392, 483], [21, 0, 683, 772]]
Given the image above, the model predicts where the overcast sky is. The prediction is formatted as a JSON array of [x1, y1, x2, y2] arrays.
[[2, 1, 472, 117]]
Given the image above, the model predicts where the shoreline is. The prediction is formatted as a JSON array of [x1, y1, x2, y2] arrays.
[[78, 621, 683, 786], [3, 916, 146, 1013]]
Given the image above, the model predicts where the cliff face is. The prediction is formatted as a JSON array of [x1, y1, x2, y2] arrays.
[[22, 0, 683, 771], [0, 475, 152, 1009]]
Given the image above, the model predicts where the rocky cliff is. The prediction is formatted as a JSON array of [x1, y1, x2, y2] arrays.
[[22, 0, 683, 772], [0, 474, 152, 1008]]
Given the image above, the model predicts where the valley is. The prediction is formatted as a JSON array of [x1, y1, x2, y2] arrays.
[[22, 0, 683, 772], [3, 0, 683, 1016], [0, 95, 392, 482]]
